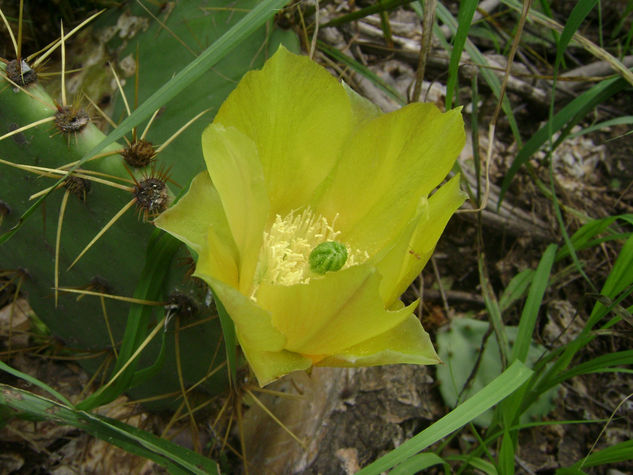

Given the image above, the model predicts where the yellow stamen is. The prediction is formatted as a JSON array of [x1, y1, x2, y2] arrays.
[[253, 208, 368, 291]]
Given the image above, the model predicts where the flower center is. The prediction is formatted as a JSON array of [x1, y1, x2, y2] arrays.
[[253, 208, 368, 290]]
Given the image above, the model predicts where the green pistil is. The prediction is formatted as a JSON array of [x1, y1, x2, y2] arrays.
[[309, 241, 348, 274]]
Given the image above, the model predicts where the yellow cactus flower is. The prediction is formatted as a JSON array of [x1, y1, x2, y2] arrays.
[[155, 47, 466, 386]]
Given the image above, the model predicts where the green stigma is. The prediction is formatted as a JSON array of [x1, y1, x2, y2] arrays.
[[309, 241, 348, 274]]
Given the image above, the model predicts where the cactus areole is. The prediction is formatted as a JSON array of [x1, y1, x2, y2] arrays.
[[6, 59, 37, 87]]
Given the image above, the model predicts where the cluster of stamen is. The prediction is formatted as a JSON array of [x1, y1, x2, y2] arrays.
[[253, 208, 368, 290]]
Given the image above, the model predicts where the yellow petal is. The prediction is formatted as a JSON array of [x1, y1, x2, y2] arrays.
[[316, 314, 440, 367], [254, 264, 413, 356], [315, 103, 465, 256], [193, 272, 286, 353], [342, 82, 382, 127], [370, 196, 429, 306], [241, 346, 312, 387], [213, 46, 352, 216], [154, 171, 232, 255], [202, 124, 269, 293], [385, 174, 466, 303], [197, 226, 239, 288]]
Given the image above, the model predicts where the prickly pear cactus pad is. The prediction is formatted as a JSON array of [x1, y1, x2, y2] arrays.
[[0, 1, 298, 407], [437, 317, 557, 426]]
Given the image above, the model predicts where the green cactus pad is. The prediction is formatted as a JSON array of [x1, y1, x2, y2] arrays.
[[0, 1, 299, 409]]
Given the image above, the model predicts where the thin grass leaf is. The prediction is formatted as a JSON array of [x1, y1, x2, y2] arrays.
[[0, 361, 72, 406], [556, 468, 587, 475], [435, 2, 523, 146], [539, 0, 601, 298], [390, 453, 447, 475], [356, 361, 532, 475], [576, 439, 633, 468], [77, 231, 181, 410], [317, 41, 406, 105], [499, 269, 535, 311], [552, 350, 633, 386], [586, 234, 633, 329], [499, 76, 628, 204], [0, 384, 218, 474], [555, 215, 627, 261], [448, 456, 498, 475], [498, 427, 515, 475], [512, 244, 557, 363], [502, 0, 633, 87], [479, 254, 510, 367], [533, 234, 633, 400], [130, 327, 168, 386], [0, 0, 289, 244], [321, 0, 415, 28], [568, 116, 633, 139], [446, 0, 479, 109], [496, 245, 558, 440], [555, 0, 599, 70]]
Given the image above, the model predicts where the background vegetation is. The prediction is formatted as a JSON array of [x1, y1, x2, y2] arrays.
[[0, 0, 631, 473]]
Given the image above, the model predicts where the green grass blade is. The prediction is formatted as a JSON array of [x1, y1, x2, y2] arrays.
[[435, 2, 523, 146], [77, 231, 181, 410], [445, 0, 478, 109], [448, 455, 499, 474], [321, 0, 415, 27], [499, 269, 535, 311], [555, 215, 622, 260], [576, 440, 633, 468], [587, 233, 633, 328], [499, 76, 628, 204], [0, 361, 72, 406], [357, 360, 533, 475], [568, 116, 633, 139], [552, 350, 633, 386], [498, 427, 516, 475], [0, 384, 218, 474], [512, 244, 557, 363], [317, 41, 406, 105], [555, 0, 599, 70], [130, 328, 168, 387], [534, 233, 633, 397], [556, 468, 587, 475], [390, 453, 447, 474], [479, 254, 510, 366]]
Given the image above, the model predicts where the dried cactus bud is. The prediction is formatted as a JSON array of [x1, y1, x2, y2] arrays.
[[63, 175, 91, 202], [6, 59, 37, 87], [134, 177, 169, 220], [55, 106, 90, 134], [122, 139, 156, 168]]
